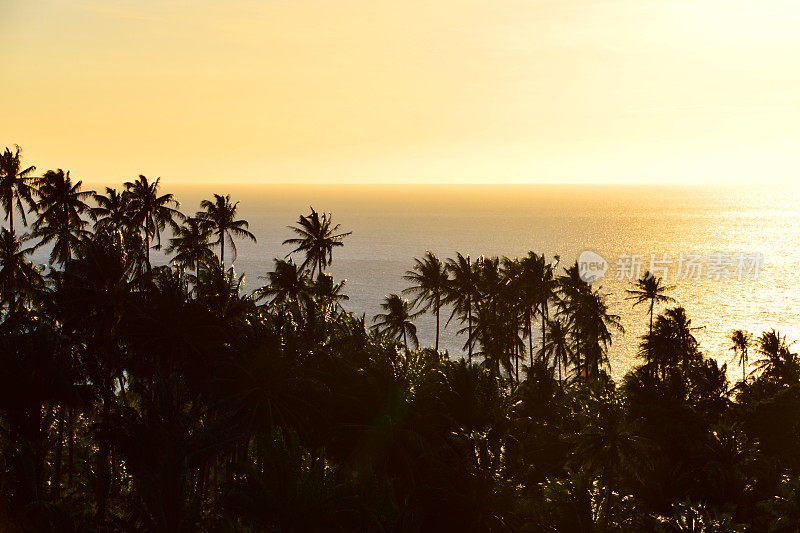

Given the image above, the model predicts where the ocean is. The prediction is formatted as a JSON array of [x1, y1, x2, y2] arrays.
[[63, 183, 800, 381]]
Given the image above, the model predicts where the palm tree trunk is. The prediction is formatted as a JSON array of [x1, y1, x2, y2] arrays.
[[743, 350, 746, 381], [403, 330, 408, 353], [541, 300, 547, 364], [467, 300, 473, 364], [144, 224, 151, 271], [649, 299, 655, 372], [435, 293, 440, 352], [9, 201, 14, 235], [528, 309, 534, 368], [219, 230, 224, 266]]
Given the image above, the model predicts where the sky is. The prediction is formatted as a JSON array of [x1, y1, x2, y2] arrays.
[[3, 0, 800, 185]]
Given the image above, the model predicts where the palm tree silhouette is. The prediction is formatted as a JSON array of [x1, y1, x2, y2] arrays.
[[283, 207, 351, 277], [751, 329, 797, 381], [90, 187, 132, 234], [626, 271, 675, 337], [312, 272, 349, 311], [124, 175, 183, 270], [373, 294, 420, 352], [639, 306, 700, 373], [541, 318, 573, 381], [467, 300, 522, 379], [445, 252, 478, 363], [196, 193, 255, 267], [0, 229, 42, 312], [518, 252, 558, 367], [254, 258, 310, 306], [500, 256, 527, 379], [537, 255, 559, 364], [729, 329, 753, 382], [166, 217, 214, 274], [404, 251, 449, 351], [31, 169, 93, 266], [463, 256, 506, 371], [559, 275, 622, 381], [0, 145, 37, 235]]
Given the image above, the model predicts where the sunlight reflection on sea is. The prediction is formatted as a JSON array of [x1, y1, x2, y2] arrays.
[[69, 183, 800, 383]]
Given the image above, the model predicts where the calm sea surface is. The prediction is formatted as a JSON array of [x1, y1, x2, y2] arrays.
[[73, 184, 800, 381]]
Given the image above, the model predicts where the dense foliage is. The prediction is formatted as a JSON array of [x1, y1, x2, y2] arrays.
[[1, 146, 799, 532]]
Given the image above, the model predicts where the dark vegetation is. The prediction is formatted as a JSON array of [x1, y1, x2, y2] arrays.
[[1, 145, 799, 531]]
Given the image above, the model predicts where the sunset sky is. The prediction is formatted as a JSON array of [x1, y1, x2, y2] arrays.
[[3, 0, 800, 185]]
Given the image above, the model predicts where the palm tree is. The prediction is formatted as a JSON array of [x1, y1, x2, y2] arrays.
[[91, 187, 132, 233], [558, 261, 591, 296], [0, 229, 42, 311], [560, 286, 623, 381], [537, 255, 558, 360], [465, 298, 521, 378], [373, 294, 420, 352], [518, 252, 558, 367], [403, 251, 449, 351], [445, 252, 479, 363], [751, 329, 797, 381], [312, 272, 349, 311], [639, 306, 700, 373], [196, 193, 255, 267], [254, 258, 310, 306], [166, 217, 214, 273], [625, 271, 675, 337], [0, 145, 37, 234], [729, 329, 753, 382], [124, 175, 183, 270], [283, 207, 351, 277], [31, 169, 93, 266], [500, 256, 527, 379], [541, 318, 574, 381]]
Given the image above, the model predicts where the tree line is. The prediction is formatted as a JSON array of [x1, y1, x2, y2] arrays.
[[1, 145, 800, 531]]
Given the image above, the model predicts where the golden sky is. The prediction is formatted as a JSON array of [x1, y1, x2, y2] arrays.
[[3, 0, 800, 184]]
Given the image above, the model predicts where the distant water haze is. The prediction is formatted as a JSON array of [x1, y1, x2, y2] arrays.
[[56, 184, 800, 381]]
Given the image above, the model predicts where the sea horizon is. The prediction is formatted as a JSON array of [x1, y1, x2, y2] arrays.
[[39, 181, 796, 382]]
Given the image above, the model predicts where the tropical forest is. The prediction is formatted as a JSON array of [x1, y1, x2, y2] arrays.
[[2, 146, 800, 532]]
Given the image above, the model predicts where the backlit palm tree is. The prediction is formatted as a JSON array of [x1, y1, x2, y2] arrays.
[[373, 293, 420, 352], [196, 193, 255, 266], [254, 258, 310, 306], [751, 329, 797, 381], [312, 272, 349, 311], [0, 229, 42, 311], [541, 318, 574, 381], [283, 207, 351, 277], [626, 271, 675, 337], [518, 252, 558, 366], [639, 306, 700, 373], [560, 284, 622, 381], [404, 251, 449, 351], [91, 187, 132, 233], [445, 252, 479, 362], [467, 299, 522, 378], [729, 329, 753, 382], [0, 145, 37, 234], [31, 169, 93, 266], [124, 175, 183, 270], [166, 217, 214, 273]]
